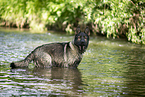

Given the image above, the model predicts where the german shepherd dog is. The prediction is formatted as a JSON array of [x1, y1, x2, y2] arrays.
[[10, 26, 90, 69]]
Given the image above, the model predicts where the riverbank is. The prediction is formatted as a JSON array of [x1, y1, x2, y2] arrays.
[[0, 0, 144, 44]]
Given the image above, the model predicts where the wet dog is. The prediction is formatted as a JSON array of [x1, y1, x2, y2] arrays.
[[10, 26, 90, 69]]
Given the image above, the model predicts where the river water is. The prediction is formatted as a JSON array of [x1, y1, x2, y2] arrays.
[[1, 28, 145, 96]]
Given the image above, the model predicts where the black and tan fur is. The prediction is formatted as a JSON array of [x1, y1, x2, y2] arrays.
[[10, 26, 90, 69]]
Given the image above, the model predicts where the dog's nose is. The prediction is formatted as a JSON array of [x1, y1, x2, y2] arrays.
[[81, 40, 85, 43]]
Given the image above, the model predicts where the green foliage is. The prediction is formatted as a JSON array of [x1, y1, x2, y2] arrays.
[[85, 0, 145, 44], [0, 0, 144, 44]]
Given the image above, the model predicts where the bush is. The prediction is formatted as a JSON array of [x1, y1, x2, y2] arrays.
[[83, 0, 145, 44]]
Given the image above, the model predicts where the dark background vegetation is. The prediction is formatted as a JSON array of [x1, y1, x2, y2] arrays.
[[0, 0, 144, 44]]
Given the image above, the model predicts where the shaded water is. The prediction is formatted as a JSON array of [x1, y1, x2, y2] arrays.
[[1, 28, 145, 96]]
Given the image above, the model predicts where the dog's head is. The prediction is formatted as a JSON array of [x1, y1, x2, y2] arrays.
[[74, 26, 90, 53]]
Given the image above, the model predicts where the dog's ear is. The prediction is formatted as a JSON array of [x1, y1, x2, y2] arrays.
[[85, 26, 90, 36], [75, 26, 81, 34]]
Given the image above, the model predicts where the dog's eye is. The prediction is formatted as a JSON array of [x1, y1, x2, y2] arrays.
[[85, 36, 87, 39], [78, 36, 81, 38]]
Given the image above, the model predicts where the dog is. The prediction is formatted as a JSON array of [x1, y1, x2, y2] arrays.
[[10, 26, 90, 69]]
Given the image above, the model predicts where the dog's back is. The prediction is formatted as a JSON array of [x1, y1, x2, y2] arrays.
[[10, 26, 90, 69]]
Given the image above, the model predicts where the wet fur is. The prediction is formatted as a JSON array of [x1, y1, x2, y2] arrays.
[[10, 27, 90, 69]]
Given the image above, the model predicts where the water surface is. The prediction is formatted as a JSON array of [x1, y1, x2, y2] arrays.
[[1, 28, 145, 96]]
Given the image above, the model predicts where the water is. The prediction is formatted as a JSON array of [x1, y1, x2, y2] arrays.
[[1, 28, 145, 96]]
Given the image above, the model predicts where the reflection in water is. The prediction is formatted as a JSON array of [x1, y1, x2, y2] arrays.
[[33, 68, 83, 92], [8, 68, 83, 96]]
